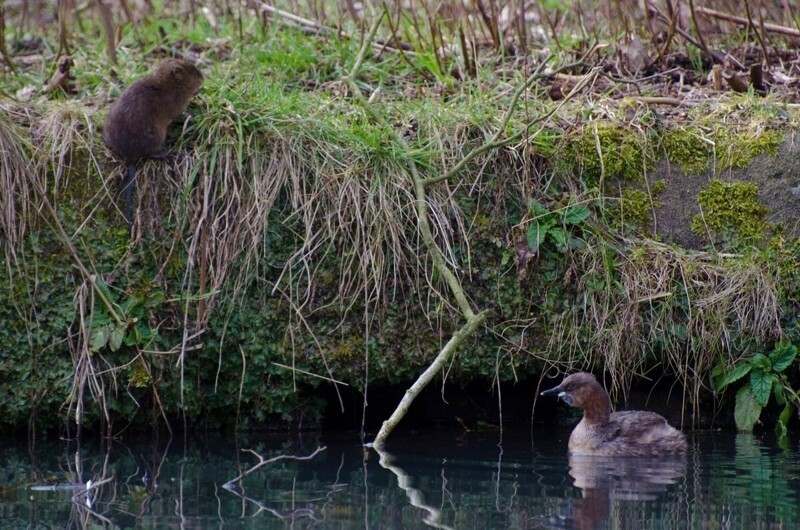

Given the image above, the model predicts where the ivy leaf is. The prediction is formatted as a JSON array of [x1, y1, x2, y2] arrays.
[[750, 369, 773, 407], [734, 386, 762, 433], [563, 205, 590, 225], [769, 342, 797, 372], [712, 363, 751, 392]]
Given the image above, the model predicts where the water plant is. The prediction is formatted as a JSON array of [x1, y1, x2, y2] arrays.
[[712, 341, 799, 435]]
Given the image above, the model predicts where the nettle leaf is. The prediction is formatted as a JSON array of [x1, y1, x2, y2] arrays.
[[749, 353, 771, 372], [90, 324, 113, 352], [109, 323, 126, 351], [528, 198, 550, 218], [526, 222, 547, 253], [563, 205, 590, 225], [734, 386, 762, 433], [750, 369, 773, 407], [712, 363, 751, 392], [769, 342, 797, 372]]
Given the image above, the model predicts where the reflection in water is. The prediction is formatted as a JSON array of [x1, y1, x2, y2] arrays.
[[222, 446, 328, 523], [0, 431, 799, 528], [374, 445, 454, 530], [564, 455, 685, 530]]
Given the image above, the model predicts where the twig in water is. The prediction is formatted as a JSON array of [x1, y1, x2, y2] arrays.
[[223, 446, 326, 488]]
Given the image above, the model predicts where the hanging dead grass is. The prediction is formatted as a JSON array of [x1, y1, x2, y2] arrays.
[[0, 102, 35, 250], [564, 239, 781, 425], [162, 106, 473, 337]]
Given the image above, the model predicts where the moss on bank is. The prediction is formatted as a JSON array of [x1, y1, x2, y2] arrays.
[[692, 180, 771, 244]]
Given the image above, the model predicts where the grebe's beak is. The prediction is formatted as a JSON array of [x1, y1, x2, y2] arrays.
[[540, 384, 565, 398]]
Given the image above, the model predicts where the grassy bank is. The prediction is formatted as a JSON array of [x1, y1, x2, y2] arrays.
[[2, 1, 800, 436]]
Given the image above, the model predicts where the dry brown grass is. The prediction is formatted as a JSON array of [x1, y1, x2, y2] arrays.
[[560, 240, 782, 425], [0, 103, 35, 250]]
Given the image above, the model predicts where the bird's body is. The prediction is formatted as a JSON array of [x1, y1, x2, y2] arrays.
[[542, 372, 687, 456]]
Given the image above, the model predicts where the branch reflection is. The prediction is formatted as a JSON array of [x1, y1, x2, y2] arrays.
[[372, 445, 454, 530]]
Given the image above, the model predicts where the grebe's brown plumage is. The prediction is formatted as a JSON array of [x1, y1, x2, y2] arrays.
[[541, 372, 687, 456]]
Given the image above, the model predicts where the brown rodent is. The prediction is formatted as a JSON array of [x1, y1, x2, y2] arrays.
[[103, 58, 204, 224]]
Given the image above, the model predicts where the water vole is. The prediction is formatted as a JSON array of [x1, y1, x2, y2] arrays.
[[103, 58, 204, 224]]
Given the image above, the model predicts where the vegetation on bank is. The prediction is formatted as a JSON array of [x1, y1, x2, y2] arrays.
[[2, 1, 800, 436]]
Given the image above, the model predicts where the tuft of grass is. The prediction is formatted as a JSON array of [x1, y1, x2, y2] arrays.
[[0, 103, 35, 249], [557, 240, 781, 424]]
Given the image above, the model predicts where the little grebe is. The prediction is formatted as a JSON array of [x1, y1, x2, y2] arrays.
[[541, 372, 687, 456]]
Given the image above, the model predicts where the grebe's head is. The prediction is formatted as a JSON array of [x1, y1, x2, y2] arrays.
[[540, 372, 604, 409]]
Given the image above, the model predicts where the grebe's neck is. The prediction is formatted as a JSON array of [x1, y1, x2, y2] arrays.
[[582, 382, 612, 425]]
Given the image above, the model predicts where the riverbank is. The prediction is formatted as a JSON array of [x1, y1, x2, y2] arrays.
[[1, 1, 799, 436]]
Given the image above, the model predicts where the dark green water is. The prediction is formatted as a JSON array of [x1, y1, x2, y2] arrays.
[[1, 430, 798, 529]]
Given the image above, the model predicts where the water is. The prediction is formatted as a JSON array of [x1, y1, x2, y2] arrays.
[[1, 429, 799, 529]]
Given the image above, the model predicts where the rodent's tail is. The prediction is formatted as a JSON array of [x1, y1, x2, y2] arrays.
[[122, 162, 136, 227]]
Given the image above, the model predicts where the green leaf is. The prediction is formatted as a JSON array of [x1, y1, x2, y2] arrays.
[[568, 237, 588, 250], [712, 363, 751, 392], [777, 403, 793, 437], [109, 324, 126, 351], [549, 227, 567, 251], [671, 324, 687, 341], [528, 198, 550, 218], [145, 291, 167, 308], [773, 382, 786, 406], [526, 222, 547, 253], [563, 205, 590, 225], [749, 353, 771, 372], [750, 370, 774, 406], [734, 386, 762, 433], [90, 324, 112, 352], [769, 342, 797, 372]]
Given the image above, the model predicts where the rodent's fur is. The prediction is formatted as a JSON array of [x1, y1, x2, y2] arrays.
[[103, 58, 203, 224], [104, 58, 203, 161]]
